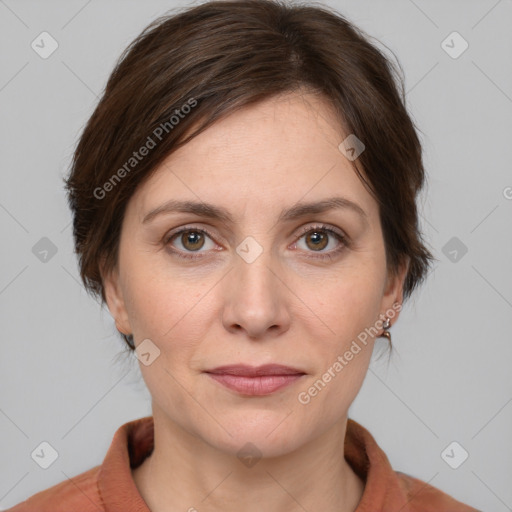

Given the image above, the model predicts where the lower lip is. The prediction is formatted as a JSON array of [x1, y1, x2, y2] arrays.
[[206, 373, 305, 395]]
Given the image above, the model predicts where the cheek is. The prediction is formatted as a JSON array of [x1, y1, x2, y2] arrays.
[[120, 266, 216, 379], [309, 267, 384, 343], [296, 278, 379, 420], [119, 246, 200, 333]]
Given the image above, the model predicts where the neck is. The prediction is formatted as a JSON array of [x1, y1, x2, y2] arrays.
[[132, 406, 364, 512]]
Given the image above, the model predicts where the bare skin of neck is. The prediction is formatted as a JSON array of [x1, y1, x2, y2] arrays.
[[132, 413, 365, 512]]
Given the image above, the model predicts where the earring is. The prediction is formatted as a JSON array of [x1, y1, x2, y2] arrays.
[[380, 317, 391, 343]]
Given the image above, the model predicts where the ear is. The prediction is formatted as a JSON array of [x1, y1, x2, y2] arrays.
[[100, 260, 132, 336], [379, 256, 410, 323]]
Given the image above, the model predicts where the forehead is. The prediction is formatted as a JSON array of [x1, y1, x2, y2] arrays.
[[128, 92, 379, 225]]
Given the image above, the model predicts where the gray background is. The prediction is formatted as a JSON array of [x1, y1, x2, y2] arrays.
[[1, 0, 511, 510]]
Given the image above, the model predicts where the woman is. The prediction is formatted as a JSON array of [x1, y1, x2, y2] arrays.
[[7, 0, 479, 510]]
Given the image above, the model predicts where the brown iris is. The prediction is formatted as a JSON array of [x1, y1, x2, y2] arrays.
[[305, 230, 328, 251], [180, 230, 205, 251]]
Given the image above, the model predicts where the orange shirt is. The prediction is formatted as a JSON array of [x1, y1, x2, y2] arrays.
[[6, 416, 479, 511]]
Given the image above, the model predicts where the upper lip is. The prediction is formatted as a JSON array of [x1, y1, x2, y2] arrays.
[[205, 364, 306, 376]]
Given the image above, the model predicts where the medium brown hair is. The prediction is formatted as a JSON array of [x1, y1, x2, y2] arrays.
[[64, 0, 435, 350]]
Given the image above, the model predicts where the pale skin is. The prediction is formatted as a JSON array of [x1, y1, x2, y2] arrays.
[[102, 90, 408, 512]]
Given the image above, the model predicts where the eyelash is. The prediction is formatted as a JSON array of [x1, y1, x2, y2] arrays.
[[164, 223, 348, 261]]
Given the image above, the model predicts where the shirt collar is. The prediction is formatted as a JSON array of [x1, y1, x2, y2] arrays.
[[97, 416, 411, 511]]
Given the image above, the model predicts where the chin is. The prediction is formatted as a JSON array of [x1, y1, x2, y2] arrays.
[[201, 411, 305, 459]]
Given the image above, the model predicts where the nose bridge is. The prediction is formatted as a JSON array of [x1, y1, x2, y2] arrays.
[[235, 238, 280, 309], [236, 243, 277, 298]]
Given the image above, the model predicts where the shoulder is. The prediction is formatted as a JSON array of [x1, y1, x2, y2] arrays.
[[4, 416, 153, 512], [4, 466, 103, 512], [345, 419, 479, 511], [396, 471, 481, 511]]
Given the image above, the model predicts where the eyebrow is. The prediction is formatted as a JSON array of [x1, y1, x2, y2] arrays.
[[142, 196, 368, 226]]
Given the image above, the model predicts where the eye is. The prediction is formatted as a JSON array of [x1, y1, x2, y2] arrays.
[[164, 223, 348, 262], [293, 224, 348, 260], [164, 227, 218, 260]]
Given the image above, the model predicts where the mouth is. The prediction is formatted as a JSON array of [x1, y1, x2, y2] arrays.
[[204, 364, 306, 396]]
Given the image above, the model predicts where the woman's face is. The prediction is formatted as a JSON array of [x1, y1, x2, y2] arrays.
[[103, 91, 407, 457]]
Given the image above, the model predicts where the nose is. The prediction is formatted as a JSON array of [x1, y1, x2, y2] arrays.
[[221, 246, 291, 340]]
